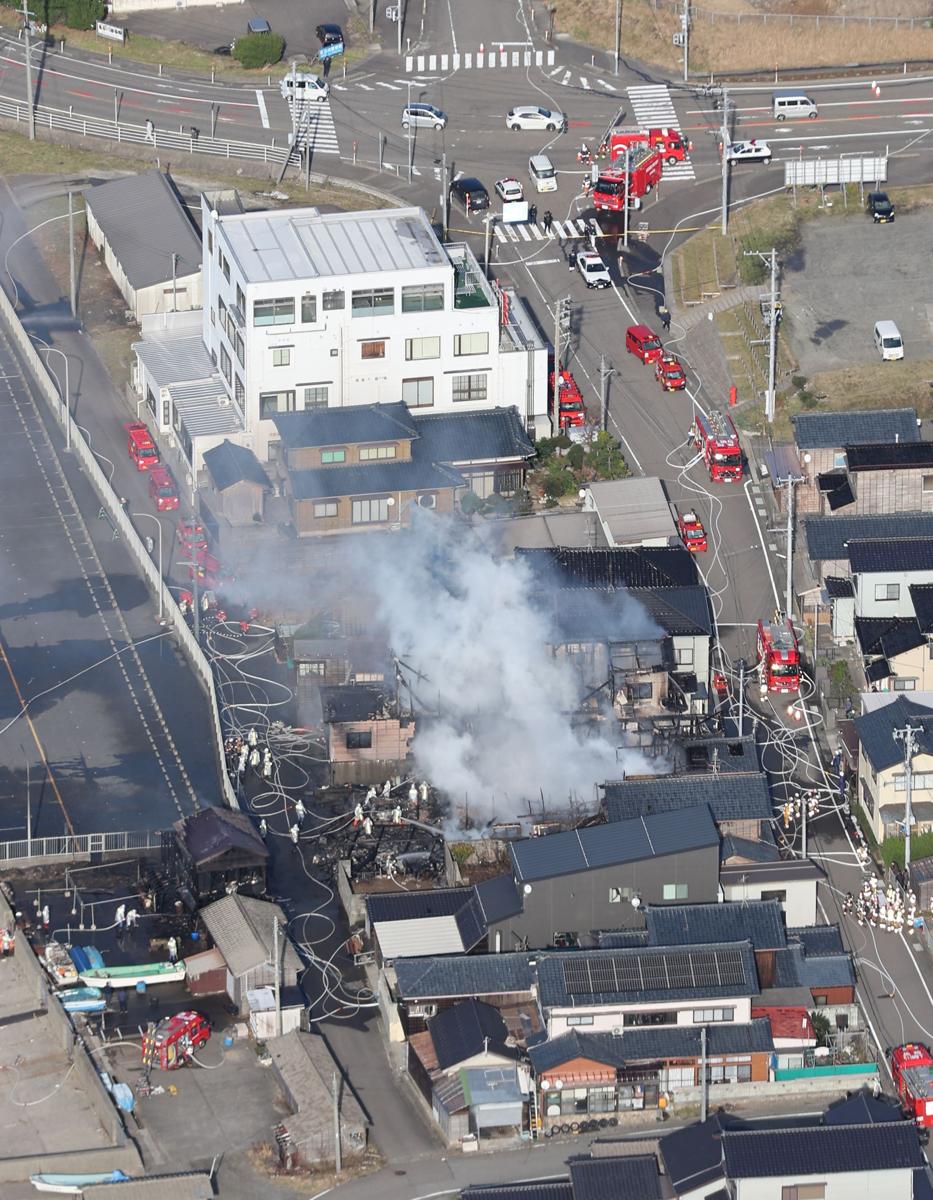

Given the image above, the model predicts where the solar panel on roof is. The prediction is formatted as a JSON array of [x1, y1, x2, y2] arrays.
[[666, 954, 695, 989], [562, 959, 591, 994], [642, 956, 670, 991], [588, 959, 618, 993]]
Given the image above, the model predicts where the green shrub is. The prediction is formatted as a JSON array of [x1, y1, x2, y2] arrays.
[[459, 490, 482, 516], [542, 465, 576, 499], [567, 444, 585, 471], [233, 31, 285, 68], [30, 0, 105, 27]]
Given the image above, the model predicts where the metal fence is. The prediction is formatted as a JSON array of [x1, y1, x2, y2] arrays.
[[0, 828, 162, 865], [653, 0, 931, 30]]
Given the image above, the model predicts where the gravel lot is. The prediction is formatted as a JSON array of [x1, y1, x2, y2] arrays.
[[782, 207, 933, 377]]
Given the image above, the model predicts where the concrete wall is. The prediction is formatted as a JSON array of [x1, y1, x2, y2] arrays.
[[855, 568, 933, 618], [547, 996, 753, 1038], [736, 1167, 909, 1200], [722, 875, 818, 926], [671, 1066, 878, 1108]]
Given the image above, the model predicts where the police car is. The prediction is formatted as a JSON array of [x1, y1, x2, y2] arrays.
[[724, 139, 772, 164], [495, 178, 525, 203]]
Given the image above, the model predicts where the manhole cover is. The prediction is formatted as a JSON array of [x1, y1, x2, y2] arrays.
[[395, 1171, 407, 1176]]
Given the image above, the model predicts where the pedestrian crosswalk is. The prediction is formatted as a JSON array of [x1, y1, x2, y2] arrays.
[[286, 98, 340, 157], [547, 64, 617, 92], [404, 48, 555, 73], [493, 216, 598, 244], [625, 84, 695, 180]]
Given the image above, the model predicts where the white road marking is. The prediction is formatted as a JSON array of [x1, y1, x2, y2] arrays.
[[598, 80, 617, 91], [376, 81, 402, 90], [255, 90, 269, 128], [580, 76, 590, 90], [526, 258, 560, 266]]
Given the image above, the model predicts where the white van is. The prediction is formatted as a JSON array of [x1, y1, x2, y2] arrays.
[[529, 154, 558, 193], [874, 320, 904, 361], [772, 90, 818, 120]]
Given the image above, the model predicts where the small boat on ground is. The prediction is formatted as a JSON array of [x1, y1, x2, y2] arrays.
[[42, 941, 78, 985], [79, 961, 186, 988], [84, 945, 105, 969], [58, 986, 106, 1014], [30, 1169, 131, 1193]]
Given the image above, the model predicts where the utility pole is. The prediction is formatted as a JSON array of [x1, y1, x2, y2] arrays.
[[736, 658, 746, 736], [68, 191, 76, 318], [332, 1071, 342, 1173], [483, 216, 494, 278], [22, 0, 35, 141], [720, 88, 730, 234], [171, 252, 178, 314], [441, 152, 449, 240], [397, 0, 403, 56], [894, 723, 923, 876], [681, 0, 690, 83], [613, 0, 622, 75], [551, 297, 572, 437], [623, 144, 631, 250], [406, 79, 413, 184], [599, 355, 612, 432], [775, 472, 803, 619], [273, 914, 282, 1037], [700, 1025, 708, 1121], [766, 247, 779, 422]]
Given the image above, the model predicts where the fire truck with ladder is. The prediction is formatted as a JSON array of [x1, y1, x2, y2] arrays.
[[892, 1044, 933, 1136], [692, 409, 743, 483], [606, 127, 688, 166], [592, 147, 662, 213], [757, 615, 801, 693]]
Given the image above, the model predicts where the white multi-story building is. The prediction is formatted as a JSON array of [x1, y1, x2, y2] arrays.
[[193, 201, 546, 461]]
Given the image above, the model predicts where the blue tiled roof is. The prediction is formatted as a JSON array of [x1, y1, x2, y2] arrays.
[[394, 952, 535, 1000], [603, 774, 773, 824], [536, 941, 759, 1009], [474, 874, 523, 924], [793, 408, 918, 450], [801, 953, 856, 990], [366, 887, 487, 952], [289, 457, 464, 499], [427, 999, 515, 1070], [414, 407, 535, 464], [529, 1020, 773, 1074], [463, 1184, 574, 1200], [509, 806, 718, 883], [720, 832, 781, 864], [722, 1123, 924, 1178], [911, 584, 933, 633], [203, 439, 270, 491], [823, 1091, 904, 1126], [516, 546, 700, 589], [644, 900, 787, 951], [787, 925, 846, 957], [855, 617, 925, 659], [660, 1112, 744, 1193], [804, 514, 933, 563], [568, 1156, 662, 1200], [849, 538, 933, 574], [551, 585, 712, 638], [854, 697, 933, 772], [274, 402, 417, 448]]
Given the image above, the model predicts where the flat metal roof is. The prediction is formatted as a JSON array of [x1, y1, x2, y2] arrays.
[[584, 478, 676, 546]]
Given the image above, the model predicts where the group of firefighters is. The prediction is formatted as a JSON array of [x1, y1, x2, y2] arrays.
[[224, 727, 274, 782], [350, 780, 430, 833], [843, 879, 918, 931]]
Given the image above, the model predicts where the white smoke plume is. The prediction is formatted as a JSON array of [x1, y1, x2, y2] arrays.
[[353, 513, 662, 825]]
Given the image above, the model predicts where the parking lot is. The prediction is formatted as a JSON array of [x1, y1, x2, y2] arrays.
[[782, 206, 933, 376]]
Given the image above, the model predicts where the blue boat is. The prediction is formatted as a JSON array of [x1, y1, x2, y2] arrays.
[[68, 945, 91, 974], [83, 945, 105, 969], [30, 1170, 130, 1193], [59, 986, 106, 1014]]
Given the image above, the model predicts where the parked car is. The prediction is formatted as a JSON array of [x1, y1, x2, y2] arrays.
[[495, 177, 525, 202], [402, 103, 447, 130], [724, 139, 772, 164], [246, 17, 271, 33], [874, 319, 904, 361], [867, 191, 895, 223], [506, 105, 566, 132], [625, 324, 663, 364], [316, 22, 343, 46], [450, 177, 489, 214], [655, 354, 687, 391], [148, 467, 179, 512], [576, 251, 612, 289]]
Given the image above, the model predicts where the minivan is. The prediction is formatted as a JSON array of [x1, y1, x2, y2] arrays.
[[529, 154, 557, 193], [402, 103, 447, 130], [772, 90, 818, 120], [625, 324, 664, 364], [874, 320, 904, 361]]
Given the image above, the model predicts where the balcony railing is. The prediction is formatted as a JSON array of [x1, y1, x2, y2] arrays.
[[446, 243, 494, 309]]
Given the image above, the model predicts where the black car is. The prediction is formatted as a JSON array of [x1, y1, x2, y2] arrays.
[[316, 22, 344, 45], [867, 191, 895, 223], [450, 177, 489, 215]]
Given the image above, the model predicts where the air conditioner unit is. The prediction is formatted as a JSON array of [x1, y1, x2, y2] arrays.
[[611, 1025, 624, 1037], [217, 395, 230, 407], [417, 493, 436, 510], [408, 1003, 437, 1018]]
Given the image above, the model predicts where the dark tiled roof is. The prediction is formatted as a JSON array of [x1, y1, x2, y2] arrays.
[[787, 925, 846, 957], [681, 736, 760, 775], [644, 900, 786, 951], [823, 1090, 905, 1126], [597, 930, 650, 949], [568, 1156, 662, 1200], [911, 584, 933, 633], [516, 546, 700, 590], [175, 806, 268, 865], [509, 805, 718, 883], [720, 832, 781, 864], [804, 514, 933, 563], [865, 658, 893, 684], [536, 942, 760, 1008], [846, 443, 933, 471], [854, 697, 933, 772], [856, 616, 926, 659], [772, 944, 807, 989], [721, 1123, 924, 1178], [719, 858, 825, 886], [289, 457, 464, 500], [202, 439, 270, 492], [909, 855, 933, 885], [367, 887, 477, 927], [602, 774, 772, 824], [475, 874, 523, 924], [802, 953, 856, 990], [427, 999, 515, 1070], [660, 1112, 747, 1193], [319, 684, 392, 722], [550, 586, 712, 638], [793, 408, 918, 450], [273, 402, 417, 448], [529, 1020, 773, 1074], [825, 576, 854, 598], [394, 952, 535, 1000], [463, 1184, 574, 1200], [414, 407, 535, 464], [849, 538, 933, 574]]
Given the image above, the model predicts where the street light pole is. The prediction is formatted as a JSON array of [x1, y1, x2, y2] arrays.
[[406, 80, 413, 184], [132, 512, 165, 623], [776, 472, 803, 619], [22, 0, 35, 142], [614, 0, 621, 75], [623, 144, 631, 250], [766, 247, 779, 422], [894, 723, 923, 877], [682, 0, 690, 83], [720, 88, 730, 235]]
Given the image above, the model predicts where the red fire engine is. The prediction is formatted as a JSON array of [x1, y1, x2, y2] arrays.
[[757, 616, 801, 693], [692, 409, 743, 483], [148, 466, 180, 511], [593, 147, 662, 212], [142, 1010, 211, 1070], [892, 1044, 933, 1131], [549, 368, 586, 428], [124, 421, 159, 470], [677, 509, 707, 553], [608, 127, 688, 166]]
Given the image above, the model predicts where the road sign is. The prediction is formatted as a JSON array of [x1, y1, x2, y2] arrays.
[[784, 156, 886, 186], [386, 5, 399, 19], [672, 31, 685, 46]]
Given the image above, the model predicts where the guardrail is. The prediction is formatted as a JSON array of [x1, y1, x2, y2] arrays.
[[0, 828, 162, 864]]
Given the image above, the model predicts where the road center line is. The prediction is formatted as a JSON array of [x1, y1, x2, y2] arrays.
[[256, 89, 270, 129]]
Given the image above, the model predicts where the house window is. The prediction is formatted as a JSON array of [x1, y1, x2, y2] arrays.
[[346, 730, 373, 749], [833, 452, 846, 469], [861, 778, 875, 816], [161, 398, 171, 426], [236, 284, 245, 311], [300, 385, 329, 409], [360, 444, 398, 461], [761, 890, 787, 903], [351, 288, 394, 317], [662, 883, 688, 900], [893, 677, 917, 691], [566, 1015, 594, 1027], [676, 646, 694, 667], [693, 1008, 735, 1023], [707, 1062, 752, 1084], [923, 475, 933, 494], [218, 295, 227, 326], [452, 373, 488, 403], [609, 886, 631, 904], [875, 583, 900, 601], [627, 1010, 677, 1026], [403, 377, 434, 408], [813, 994, 828, 1007], [361, 341, 386, 360], [496, 470, 521, 497], [782, 1188, 826, 1200], [235, 332, 245, 366], [219, 345, 232, 385], [632, 682, 653, 701], [220, 252, 230, 282], [351, 497, 391, 524], [259, 390, 296, 418], [272, 347, 292, 368], [234, 375, 245, 407], [454, 331, 489, 356], [895, 772, 933, 791], [299, 660, 327, 675], [321, 448, 347, 465], [210, 308, 216, 326], [313, 501, 338, 518], [207, 229, 213, 255], [254, 297, 295, 326], [301, 294, 317, 323], [402, 283, 444, 312], [405, 336, 441, 361], [323, 290, 345, 311]]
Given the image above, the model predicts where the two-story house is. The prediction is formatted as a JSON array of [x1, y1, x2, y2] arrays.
[[853, 693, 933, 842]]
